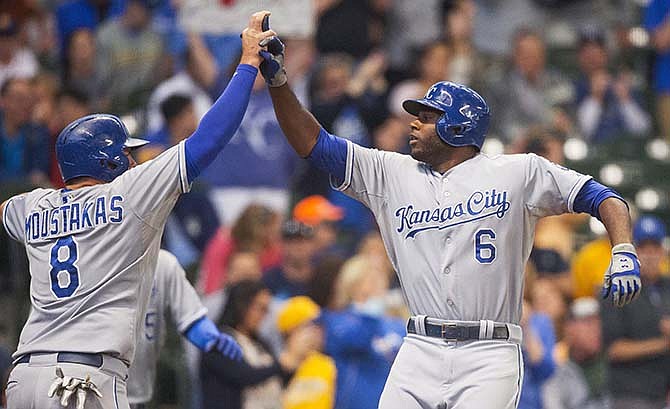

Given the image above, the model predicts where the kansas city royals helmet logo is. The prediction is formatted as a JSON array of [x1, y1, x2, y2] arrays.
[[425, 85, 453, 107], [459, 104, 479, 121]]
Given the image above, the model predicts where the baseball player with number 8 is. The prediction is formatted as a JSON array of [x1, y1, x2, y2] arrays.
[[257, 14, 641, 409], [1, 12, 276, 409]]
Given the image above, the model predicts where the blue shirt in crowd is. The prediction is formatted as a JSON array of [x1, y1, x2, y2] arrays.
[[645, 0, 670, 93], [320, 308, 405, 409], [518, 313, 556, 409]]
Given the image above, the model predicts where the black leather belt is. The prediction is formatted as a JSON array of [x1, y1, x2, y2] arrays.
[[16, 352, 104, 368], [407, 319, 509, 341]]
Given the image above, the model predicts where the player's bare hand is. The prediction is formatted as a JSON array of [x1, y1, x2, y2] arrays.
[[240, 11, 276, 68]]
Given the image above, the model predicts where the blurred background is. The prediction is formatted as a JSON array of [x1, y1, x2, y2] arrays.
[[0, 0, 669, 408]]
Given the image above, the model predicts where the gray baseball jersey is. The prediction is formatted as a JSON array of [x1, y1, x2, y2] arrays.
[[1, 142, 191, 365], [127, 249, 206, 404], [334, 142, 591, 324]]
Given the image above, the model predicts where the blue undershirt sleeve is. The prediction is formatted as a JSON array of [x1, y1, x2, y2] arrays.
[[184, 64, 258, 183], [573, 179, 627, 220], [183, 316, 219, 352], [306, 128, 348, 182]]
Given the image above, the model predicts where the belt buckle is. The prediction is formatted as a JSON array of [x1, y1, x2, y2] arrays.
[[440, 322, 459, 341]]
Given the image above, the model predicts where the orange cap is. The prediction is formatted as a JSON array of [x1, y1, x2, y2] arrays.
[[293, 195, 344, 226]]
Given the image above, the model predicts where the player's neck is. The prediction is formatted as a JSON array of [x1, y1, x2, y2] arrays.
[[431, 147, 478, 174], [65, 177, 104, 190]]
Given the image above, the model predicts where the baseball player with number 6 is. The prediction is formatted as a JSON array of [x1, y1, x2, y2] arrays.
[[257, 16, 641, 409], [0, 11, 276, 409]]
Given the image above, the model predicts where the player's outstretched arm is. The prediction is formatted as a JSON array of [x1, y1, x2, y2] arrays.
[[268, 82, 322, 157], [184, 316, 242, 360], [572, 180, 640, 307], [182, 11, 276, 182]]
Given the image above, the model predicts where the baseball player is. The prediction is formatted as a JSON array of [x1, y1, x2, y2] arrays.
[[0, 12, 275, 409], [127, 249, 242, 409], [257, 24, 641, 409]]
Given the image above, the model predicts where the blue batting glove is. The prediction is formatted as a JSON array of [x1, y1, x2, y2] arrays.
[[213, 332, 243, 361], [602, 243, 642, 307], [259, 36, 287, 87]]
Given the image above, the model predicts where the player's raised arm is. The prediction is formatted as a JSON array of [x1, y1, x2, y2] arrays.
[[182, 11, 277, 182], [258, 16, 349, 182]]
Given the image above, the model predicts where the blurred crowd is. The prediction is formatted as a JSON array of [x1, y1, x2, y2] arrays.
[[0, 0, 669, 408]]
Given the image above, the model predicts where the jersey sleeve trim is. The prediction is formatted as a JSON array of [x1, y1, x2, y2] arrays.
[[2, 198, 20, 242], [178, 141, 192, 194], [567, 175, 593, 213], [329, 140, 354, 192], [177, 307, 208, 333]]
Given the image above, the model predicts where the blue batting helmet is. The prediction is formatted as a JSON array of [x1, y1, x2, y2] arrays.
[[56, 114, 148, 183], [633, 215, 667, 245], [402, 81, 490, 150]]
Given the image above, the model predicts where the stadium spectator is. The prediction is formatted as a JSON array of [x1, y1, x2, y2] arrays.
[[298, 52, 387, 198], [201, 73, 299, 224], [0, 14, 38, 90], [574, 28, 651, 142], [518, 299, 556, 409], [543, 297, 611, 409], [443, 0, 486, 88], [320, 255, 405, 409], [0, 77, 49, 186], [62, 28, 98, 105], [140, 93, 198, 162], [315, 0, 389, 60], [55, 0, 124, 58], [146, 33, 220, 134], [601, 215, 670, 409], [263, 220, 317, 300], [571, 234, 612, 299], [199, 204, 282, 296], [489, 28, 573, 143], [383, 0, 442, 76], [96, 0, 165, 114], [293, 195, 344, 256], [644, 0, 670, 138], [200, 280, 311, 409], [276, 296, 336, 409]]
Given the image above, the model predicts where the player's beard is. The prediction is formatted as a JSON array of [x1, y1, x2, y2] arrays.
[[409, 132, 450, 166]]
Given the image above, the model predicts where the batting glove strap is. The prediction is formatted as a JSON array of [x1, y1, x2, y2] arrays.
[[259, 36, 287, 87], [602, 243, 642, 307]]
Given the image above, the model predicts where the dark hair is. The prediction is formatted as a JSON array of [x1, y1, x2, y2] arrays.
[[159, 94, 193, 123], [0, 77, 25, 97], [218, 280, 268, 329], [58, 88, 91, 107], [308, 254, 346, 308]]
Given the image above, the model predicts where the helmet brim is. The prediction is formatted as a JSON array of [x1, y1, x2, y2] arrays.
[[402, 99, 446, 116], [124, 137, 149, 148]]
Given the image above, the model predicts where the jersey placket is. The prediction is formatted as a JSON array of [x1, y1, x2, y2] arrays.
[[437, 171, 458, 317]]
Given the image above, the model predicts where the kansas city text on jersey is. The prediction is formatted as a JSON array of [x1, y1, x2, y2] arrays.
[[395, 189, 511, 239], [24, 195, 124, 242]]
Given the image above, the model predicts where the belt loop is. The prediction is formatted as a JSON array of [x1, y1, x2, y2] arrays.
[[414, 315, 428, 336], [478, 320, 495, 340], [506, 324, 523, 344]]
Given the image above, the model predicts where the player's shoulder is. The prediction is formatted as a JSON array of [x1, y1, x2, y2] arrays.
[[475, 152, 535, 171], [158, 249, 180, 265], [11, 187, 58, 206]]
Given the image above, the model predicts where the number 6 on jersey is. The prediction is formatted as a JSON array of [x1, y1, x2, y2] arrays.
[[475, 229, 496, 264]]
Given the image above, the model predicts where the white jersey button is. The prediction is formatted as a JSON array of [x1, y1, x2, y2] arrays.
[[444, 266, 451, 274], [443, 191, 450, 197], [446, 237, 452, 244], [447, 299, 455, 307]]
